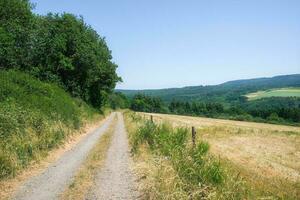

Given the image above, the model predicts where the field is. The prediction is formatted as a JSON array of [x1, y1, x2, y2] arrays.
[[246, 88, 300, 100], [139, 112, 300, 198]]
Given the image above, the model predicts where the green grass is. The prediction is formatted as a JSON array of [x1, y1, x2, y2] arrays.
[[0, 70, 100, 179], [128, 112, 249, 199], [246, 88, 300, 100]]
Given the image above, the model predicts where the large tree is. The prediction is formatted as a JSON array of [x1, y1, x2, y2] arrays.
[[0, 0, 34, 69], [31, 13, 121, 107]]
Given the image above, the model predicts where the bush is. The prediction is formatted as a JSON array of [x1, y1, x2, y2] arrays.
[[0, 70, 98, 178]]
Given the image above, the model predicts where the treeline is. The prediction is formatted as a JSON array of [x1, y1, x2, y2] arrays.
[[119, 74, 300, 103], [129, 94, 300, 125], [130, 94, 167, 113], [242, 97, 300, 122], [0, 0, 120, 108]]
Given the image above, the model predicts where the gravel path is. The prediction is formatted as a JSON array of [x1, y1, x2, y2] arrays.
[[87, 112, 140, 200], [12, 113, 115, 200]]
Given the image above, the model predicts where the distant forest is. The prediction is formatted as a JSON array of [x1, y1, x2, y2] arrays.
[[119, 74, 300, 103], [128, 94, 300, 125], [116, 75, 300, 125]]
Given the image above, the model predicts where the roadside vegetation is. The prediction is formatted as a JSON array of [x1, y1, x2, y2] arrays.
[[0, 70, 105, 179], [0, 0, 121, 180], [124, 111, 251, 199]]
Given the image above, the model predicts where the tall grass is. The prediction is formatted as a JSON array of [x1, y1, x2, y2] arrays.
[[135, 121, 222, 180], [132, 120, 222, 194], [0, 70, 100, 179], [126, 112, 249, 199]]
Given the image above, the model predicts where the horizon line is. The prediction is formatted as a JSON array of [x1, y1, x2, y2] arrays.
[[116, 72, 300, 91]]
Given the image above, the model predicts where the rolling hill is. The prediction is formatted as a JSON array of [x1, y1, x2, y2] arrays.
[[117, 74, 300, 104], [246, 88, 300, 100]]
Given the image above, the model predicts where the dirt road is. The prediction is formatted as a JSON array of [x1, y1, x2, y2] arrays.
[[12, 113, 115, 200], [87, 112, 140, 199]]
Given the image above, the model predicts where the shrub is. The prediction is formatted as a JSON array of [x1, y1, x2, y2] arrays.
[[0, 70, 98, 178]]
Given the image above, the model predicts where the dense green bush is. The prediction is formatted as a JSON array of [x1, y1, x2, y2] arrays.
[[0, 0, 33, 69], [0, 70, 98, 178]]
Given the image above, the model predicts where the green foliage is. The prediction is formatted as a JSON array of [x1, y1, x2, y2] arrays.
[[267, 113, 280, 122], [129, 93, 300, 125], [0, 70, 98, 178], [246, 88, 300, 100], [108, 92, 129, 109], [122, 75, 300, 125], [30, 13, 121, 107], [132, 119, 224, 190], [242, 97, 300, 123], [0, 0, 121, 108], [0, 3, 118, 179], [169, 100, 224, 116], [130, 94, 167, 113], [0, 0, 34, 69], [119, 74, 300, 103]]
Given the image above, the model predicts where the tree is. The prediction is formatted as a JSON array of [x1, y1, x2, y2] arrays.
[[108, 92, 129, 109], [29, 13, 121, 107], [130, 94, 165, 113], [267, 113, 280, 122], [0, 0, 34, 69]]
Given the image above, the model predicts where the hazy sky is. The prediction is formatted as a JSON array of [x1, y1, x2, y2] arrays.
[[31, 0, 300, 89]]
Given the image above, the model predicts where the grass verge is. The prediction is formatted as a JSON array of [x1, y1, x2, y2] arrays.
[[124, 111, 250, 199], [60, 116, 116, 200]]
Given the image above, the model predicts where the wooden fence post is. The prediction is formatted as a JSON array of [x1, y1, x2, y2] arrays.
[[192, 126, 196, 147], [150, 115, 153, 123]]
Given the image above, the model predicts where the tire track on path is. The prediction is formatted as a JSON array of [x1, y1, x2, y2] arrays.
[[13, 113, 116, 200], [87, 112, 140, 200]]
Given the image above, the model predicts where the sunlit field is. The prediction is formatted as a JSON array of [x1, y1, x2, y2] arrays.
[[139, 112, 300, 198], [246, 88, 300, 100]]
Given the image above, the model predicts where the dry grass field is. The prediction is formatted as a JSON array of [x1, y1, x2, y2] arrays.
[[139, 112, 300, 198]]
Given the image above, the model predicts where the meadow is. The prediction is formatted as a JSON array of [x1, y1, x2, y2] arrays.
[[246, 88, 300, 100]]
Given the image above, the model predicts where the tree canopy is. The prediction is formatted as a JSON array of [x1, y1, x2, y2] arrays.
[[0, 0, 121, 108]]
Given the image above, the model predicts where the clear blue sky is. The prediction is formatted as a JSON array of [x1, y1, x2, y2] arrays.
[[31, 0, 300, 89]]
